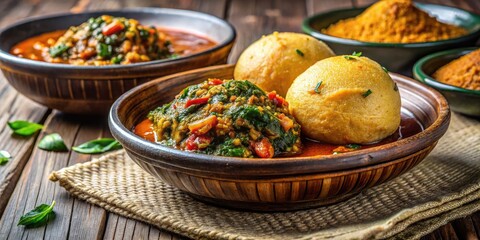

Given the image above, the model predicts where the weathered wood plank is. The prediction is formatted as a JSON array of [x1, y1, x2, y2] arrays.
[[227, 0, 308, 63], [0, 0, 66, 219], [306, 0, 354, 16]]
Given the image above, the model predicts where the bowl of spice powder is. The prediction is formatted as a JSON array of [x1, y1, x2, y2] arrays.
[[303, 0, 480, 74], [414, 47, 480, 117]]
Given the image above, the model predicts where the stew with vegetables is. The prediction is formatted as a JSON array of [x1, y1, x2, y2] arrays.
[[136, 79, 303, 158], [10, 15, 216, 66]]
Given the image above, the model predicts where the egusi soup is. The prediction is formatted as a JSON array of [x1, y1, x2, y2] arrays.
[[133, 79, 424, 158], [10, 15, 216, 66], [135, 79, 302, 158]]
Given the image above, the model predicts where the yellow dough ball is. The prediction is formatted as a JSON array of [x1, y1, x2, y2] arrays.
[[234, 32, 334, 97], [286, 55, 401, 144]]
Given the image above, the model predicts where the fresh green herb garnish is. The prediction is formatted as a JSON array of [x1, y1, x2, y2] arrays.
[[394, 83, 398, 91], [49, 43, 70, 57], [382, 66, 388, 73], [72, 138, 122, 154], [345, 144, 361, 150], [296, 49, 304, 57], [314, 81, 323, 93], [97, 43, 112, 58], [8, 120, 43, 136], [362, 89, 372, 98], [111, 54, 123, 64], [38, 133, 68, 152], [0, 150, 11, 165], [18, 201, 56, 228], [139, 29, 150, 39], [344, 51, 362, 60]]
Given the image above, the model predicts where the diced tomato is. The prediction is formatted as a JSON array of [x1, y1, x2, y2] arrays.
[[278, 114, 294, 131], [184, 97, 210, 108], [267, 91, 287, 107], [185, 134, 212, 151], [253, 138, 274, 158], [188, 115, 217, 135], [208, 78, 223, 85], [185, 135, 198, 151], [102, 21, 125, 36], [149, 28, 156, 34]]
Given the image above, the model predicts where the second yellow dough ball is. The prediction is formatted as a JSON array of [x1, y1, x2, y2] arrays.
[[234, 32, 334, 97], [286, 55, 401, 145]]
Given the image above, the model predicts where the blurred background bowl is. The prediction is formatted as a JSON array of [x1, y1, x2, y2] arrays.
[[0, 8, 235, 115], [413, 47, 480, 117], [302, 3, 480, 75], [109, 64, 450, 211]]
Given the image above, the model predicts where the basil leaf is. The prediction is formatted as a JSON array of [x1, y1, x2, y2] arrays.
[[8, 120, 43, 136], [0, 150, 11, 165], [38, 133, 68, 152], [18, 201, 56, 228], [72, 138, 122, 154]]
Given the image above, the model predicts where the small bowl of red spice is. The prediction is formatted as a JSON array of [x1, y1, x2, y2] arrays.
[[303, 0, 480, 74], [413, 47, 480, 117]]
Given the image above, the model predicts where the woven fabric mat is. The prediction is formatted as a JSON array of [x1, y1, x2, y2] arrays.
[[50, 113, 480, 240]]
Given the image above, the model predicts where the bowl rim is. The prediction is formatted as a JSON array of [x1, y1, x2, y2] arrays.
[[0, 7, 236, 70], [413, 47, 480, 96], [108, 64, 451, 176], [302, 2, 480, 48]]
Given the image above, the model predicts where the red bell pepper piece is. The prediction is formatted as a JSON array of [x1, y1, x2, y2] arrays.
[[253, 138, 274, 158], [102, 21, 125, 36], [185, 97, 209, 108]]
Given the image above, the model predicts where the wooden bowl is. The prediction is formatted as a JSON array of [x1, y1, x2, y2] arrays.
[[413, 47, 480, 117], [109, 64, 450, 211], [303, 3, 480, 74], [0, 8, 235, 115]]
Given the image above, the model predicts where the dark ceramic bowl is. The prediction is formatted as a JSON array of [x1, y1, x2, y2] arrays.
[[413, 47, 480, 117], [109, 64, 450, 211], [303, 3, 480, 74], [0, 8, 235, 115]]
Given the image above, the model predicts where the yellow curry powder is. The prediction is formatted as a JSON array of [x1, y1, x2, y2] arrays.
[[433, 49, 480, 91], [322, 0, 467, 43]]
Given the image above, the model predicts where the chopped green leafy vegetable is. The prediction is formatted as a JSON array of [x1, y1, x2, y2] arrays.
[[362, 89, 372, 98], [295, 49, 304, 57], [49, 43, 70, 57], [382, 66, 388, 73], [111, 54, 123, 64], [7, 120, 43, 136], [97, 43, 113, 58], [0, 150, 11, 165], [72, 138, 122, 154], [314, 81, 323, 94], [38, 133, 68, 152], [18, 201, 56, 228]]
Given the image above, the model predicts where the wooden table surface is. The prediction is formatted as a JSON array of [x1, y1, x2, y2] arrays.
[[0, 0, 479, 239]]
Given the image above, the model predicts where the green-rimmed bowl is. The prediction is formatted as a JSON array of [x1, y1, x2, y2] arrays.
[[413, 47, 480, 117], [303, 3, 480, 74]]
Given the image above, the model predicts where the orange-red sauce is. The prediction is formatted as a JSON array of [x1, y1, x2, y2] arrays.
[[133, 115, 423, 157], [10, 28, 217, 63]]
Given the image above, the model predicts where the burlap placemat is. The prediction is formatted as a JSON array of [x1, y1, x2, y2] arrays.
[[50, 113, 480, 240]]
